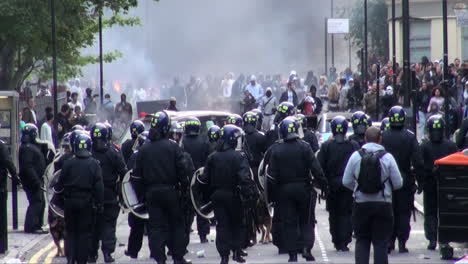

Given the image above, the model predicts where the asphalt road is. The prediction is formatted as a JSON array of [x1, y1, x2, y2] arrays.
[[20, 200, 465, 264]]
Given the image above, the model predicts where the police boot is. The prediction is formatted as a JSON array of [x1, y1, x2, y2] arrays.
[[240, 249, 248, 257], [103, 252, 115, 263], [427, 240, 437, 250], [302, 248, 315, 261], [220, 255, 229, 264], [200, 234, 209, 244], [288, 252, 298, 262], [87, 255, 98, 263], [398, 241, 409, 253], [232, 250, 246, 263], [174, 258, 192, 264]]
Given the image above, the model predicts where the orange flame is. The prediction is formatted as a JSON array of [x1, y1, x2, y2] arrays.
[[113, 81, 121, 93]]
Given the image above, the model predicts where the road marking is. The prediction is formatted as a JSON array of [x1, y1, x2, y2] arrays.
[[28, 241, 55, 264], [315, 226, 329, 262]]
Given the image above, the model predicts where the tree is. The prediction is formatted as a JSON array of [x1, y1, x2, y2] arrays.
[[0, 0, 146, 91], [349, 0, 388, 60]]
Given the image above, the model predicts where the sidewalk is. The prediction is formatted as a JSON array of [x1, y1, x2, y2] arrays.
[[0, 191, 50, 263]]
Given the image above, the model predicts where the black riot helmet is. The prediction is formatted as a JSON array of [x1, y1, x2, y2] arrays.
[[130, 120, 145, 139], [184, 117, 201, 136], [21, 123, 38, 144], [427, 115, 445, 142], [279, 116, 300, 141], [69, 130, 86, 152], [73, 134, 92, 158], [149, 111, 171, 141], [251, 109, 264, 130], [351, 111, 371, 136], [274, 101, 295, 124], [388, 106, 406, 129], [295, 114, 307, 128], [208, 125, 221, 143], [380, 117, 390, 132], [220, 125, 244, 150], [331, 116, 348, 143], [243, 111, 258, 128], [90, 123, 109, 142], [227, 114, 243, 127], [103, 122, 113, 141]]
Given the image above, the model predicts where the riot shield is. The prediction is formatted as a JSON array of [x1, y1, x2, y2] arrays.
[[48, 169, 64, 218], [190, 167, 214, 220], [121, 170, 149, 219]]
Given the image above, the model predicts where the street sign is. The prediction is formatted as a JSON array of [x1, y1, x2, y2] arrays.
[[327, 18, 349, 34]]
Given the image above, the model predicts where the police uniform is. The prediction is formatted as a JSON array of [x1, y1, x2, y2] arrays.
[[349, 134, 365, 148], [0, 140, 17, 252], [303, 129, 319, 153], [318, 136, 359, 250], [420, 116, 457, 250], [121, 138, 136, 164], [182, 134, 211, 242], [268, 117, 327, 262], [132, 112, 191, 264], [200, 125, 254, 264], [382, 125, 424, 252], [55, 134, 104, 264], [89, 125, 127, 262], [19, 131, 47, 233]]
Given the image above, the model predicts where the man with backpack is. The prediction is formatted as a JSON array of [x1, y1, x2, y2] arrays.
[[343, 126, 403, 264]]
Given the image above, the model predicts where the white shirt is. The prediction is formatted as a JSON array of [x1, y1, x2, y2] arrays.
[[40, 122, 54, 148], [69, 101, 83, 112], [221, 79, 234, 98], [287, 91, 293, 103]]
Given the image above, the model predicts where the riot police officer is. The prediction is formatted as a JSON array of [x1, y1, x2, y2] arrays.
[[121, 120, 145, 163], [349, 111, 371, 147], [89, 123, 127, 263], [207, 125, 221, 154], [0, 139, 17, 253], [169, 121, 184, 145], [295, 114, 319, 152], [268, 117, 327, 262], [125, 131, 149, 259], [18, 124, 47, 234], [382, 106, 424, 253], [54, 134, 104, 264], [420, 115, 457, 250], [199, 125, 255, 264], [318, 116, 359, 251], [132, 111, 192, 264], [265, 102, 295, 149], [54, 132, 74, 171], [181, 117, 211, 243]]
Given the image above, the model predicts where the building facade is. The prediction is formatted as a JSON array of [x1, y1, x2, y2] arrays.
[[386, 0, 468, 64]]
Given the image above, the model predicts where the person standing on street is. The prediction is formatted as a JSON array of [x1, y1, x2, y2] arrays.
[[18, 124, 47, 234], [89, 123, 127, 263], [269, 117, 327, 262], [382, 106, 424, 253], [199, 124, 256, 264], [0, 139, 17, 253], [259, 87, 277, 131], [420, 115, 457, 250], [22, 98, 38, 125], [343, 126, 403, 264], [318, 116, 359, 251], [115, 93, 133, 126], [132, 111, 192, 264], [54, 134, 104, 264], [40, 112, 55, 149], [181, 117, 211, 244]]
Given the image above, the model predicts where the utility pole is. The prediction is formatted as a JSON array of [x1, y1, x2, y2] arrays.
[[331, 0, 335, 67], [442, 0, 450, 138], [392, 0, 397, 87], [99, 14, 104, 105], [364, 0, 368, 90], [51, 0, 58, 117], [325, 17, 328, 76], [402, 0, 411, 107]]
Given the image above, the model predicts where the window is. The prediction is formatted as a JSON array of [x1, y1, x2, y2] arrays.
[[410, 20, 431, 63], [463, 27, 468, 62]]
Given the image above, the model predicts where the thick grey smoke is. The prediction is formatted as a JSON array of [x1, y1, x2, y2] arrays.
[[83, 0, 343, 86]]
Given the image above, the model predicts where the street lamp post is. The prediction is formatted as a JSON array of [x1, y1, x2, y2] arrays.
[[99, 14, 104, 105], [402, 0, 411, 107], [331, 0, 335, 68], [363, 0, 368, 91], [392, 0, 397, 87], [51, 0, 58, 118], [442, 0, 449, 138], [325, 17, 328, 76]]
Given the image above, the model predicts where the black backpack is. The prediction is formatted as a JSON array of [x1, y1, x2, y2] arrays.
[[357, 149, 387, 194]]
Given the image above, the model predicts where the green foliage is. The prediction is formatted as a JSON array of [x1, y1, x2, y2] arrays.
[[0, 0, 150, 90], [350, 0, 389, 58]]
